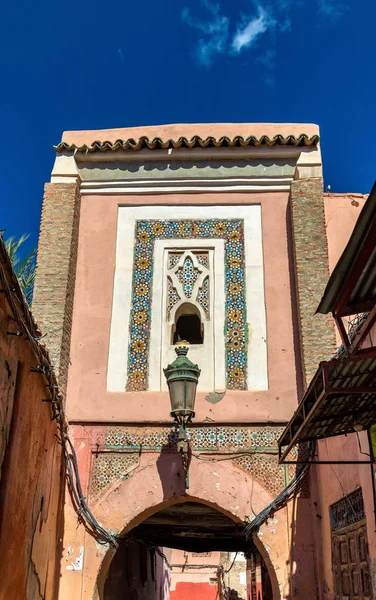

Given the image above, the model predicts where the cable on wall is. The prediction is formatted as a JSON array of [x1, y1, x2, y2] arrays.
[[0, 233, 118, 548]]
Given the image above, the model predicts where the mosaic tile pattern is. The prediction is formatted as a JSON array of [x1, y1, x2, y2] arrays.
[[168, 252, 182, 270], [100, 426, 285, 451], [90, 453, 139, 496], [194, 251, 209, 269], [176, 255, 200, 298], [233, 454, 286, 497], [127, 219, 247, 391], [197, 276, 210, 318], [89, 427, 290, 498], [167, 277, 180, 319]]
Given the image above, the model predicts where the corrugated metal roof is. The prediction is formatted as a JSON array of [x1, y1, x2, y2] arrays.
[[317, 181, 376, 316], [278, 354, 376, 462], [54, 133, 320, 153]]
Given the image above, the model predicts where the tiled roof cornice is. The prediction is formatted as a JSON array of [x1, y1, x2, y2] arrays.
[[55, 133, 320, 154]]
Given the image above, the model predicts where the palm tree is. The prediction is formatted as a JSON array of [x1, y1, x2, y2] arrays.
[[5, 234, 37, 306]]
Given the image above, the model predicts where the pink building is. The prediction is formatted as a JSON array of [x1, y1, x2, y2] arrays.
[[279, 183, 376, 598], [32, 122, 374, 599]]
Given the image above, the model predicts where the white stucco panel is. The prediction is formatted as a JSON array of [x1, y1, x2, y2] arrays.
[[107, 205, 267, 392]]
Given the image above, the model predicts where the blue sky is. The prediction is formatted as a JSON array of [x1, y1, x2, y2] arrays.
[[1, 0, 375, 253]]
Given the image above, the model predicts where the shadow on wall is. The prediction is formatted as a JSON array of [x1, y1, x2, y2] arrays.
[[285, 466, 317, 598], [156, 429, 187, 501]]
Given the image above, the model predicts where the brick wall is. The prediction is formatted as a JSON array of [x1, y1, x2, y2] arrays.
[[290, 178, 336, 385], [33, 182, 80, 395]]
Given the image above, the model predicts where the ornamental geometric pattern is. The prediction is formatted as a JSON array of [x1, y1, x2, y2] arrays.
[[233, 454, 286, 497], [176, 255, 200, 298], [331, 488, 365, 532], [197, 276, 210, 318], [90, 453, 139, 496], [90, 426, 291, 498], [127, 219, 247, 391], [100, 425, 285, 451], [167, 276, 180, 319], [168, 252, 182, 269], [194, 251, 209, 268]]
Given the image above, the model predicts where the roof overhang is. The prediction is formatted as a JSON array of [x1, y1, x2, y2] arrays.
[[55, 133, 319, 154], [278, 352, 376, 463]]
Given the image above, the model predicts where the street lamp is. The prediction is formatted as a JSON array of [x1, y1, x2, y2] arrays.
[[164, 345, 200, 487]]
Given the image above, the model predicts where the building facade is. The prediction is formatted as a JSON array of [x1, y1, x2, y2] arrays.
[[279, 184, 376, 599], [32, 122, 369, 599], [0, 236, 64, 600]]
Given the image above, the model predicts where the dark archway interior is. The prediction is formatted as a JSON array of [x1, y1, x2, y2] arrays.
[[173, 315, 203, 345], [131, 502, 247, 552], [103, 502, 274, 600]]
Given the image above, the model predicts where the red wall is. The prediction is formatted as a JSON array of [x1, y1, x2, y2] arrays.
[[171, 581, 218, 600], [0, 251, 64, 600]]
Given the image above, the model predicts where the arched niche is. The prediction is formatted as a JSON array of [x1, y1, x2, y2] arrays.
[[171, 302, 204, 345]]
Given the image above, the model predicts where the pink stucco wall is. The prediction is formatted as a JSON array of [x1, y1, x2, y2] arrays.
[[324, 192, 367, 346], [66, 191, 300, 424], [311, 191, 375, 598]]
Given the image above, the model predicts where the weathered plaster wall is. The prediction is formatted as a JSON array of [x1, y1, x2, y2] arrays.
[[324, 192, 367, 273], [58, 424, 296, 600], [170, 549, 220, 599], [66, 190, 300, 423], [0, 256, 63, 599], [324, 192, 367, 346], [309, 191, 373, 599], [310, 434, 375, 599], [222, 552, 247, 599]]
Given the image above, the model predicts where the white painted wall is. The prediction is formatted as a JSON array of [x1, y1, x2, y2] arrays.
[[107, 205, 267, 392]]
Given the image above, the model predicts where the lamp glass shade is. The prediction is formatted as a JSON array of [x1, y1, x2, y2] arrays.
[[168, 379, 197, 417], [163, 346, 200, 420]]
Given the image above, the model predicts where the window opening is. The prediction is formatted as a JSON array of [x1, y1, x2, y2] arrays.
[[173, 314, 203, 345]]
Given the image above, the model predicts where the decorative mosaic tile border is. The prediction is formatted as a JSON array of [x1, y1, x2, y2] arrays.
[[89, 427, 297, 497], [126, 219, 247, 391], [89, 451, 286, 497], [233, 454, 286, 497], [99, 426, 284, 451], [90, 453, 139, 496]]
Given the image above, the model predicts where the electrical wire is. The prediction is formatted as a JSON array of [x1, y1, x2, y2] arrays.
[[244, 441, 315, 539], [0, 231, 333, 552], [0, 234, 118, 548]]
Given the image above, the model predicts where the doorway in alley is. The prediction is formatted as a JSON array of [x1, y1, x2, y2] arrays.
[[102, 501, 275, 600]]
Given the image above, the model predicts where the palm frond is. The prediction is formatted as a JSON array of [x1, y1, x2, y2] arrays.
[[4, 234, 30, 267], [4, 234, 36, 305]]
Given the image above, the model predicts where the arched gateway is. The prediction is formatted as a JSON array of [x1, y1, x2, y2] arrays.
[[89, 455, 282, 600], [34, 123, 322, 599]]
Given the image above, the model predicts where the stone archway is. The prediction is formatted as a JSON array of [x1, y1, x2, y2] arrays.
[[87, 453, 285, 599]]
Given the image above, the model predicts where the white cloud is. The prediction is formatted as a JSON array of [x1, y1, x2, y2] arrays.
[[181, 0, 348, 68], [232, 7, 274, 53], [181, 1, 229, 66]]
